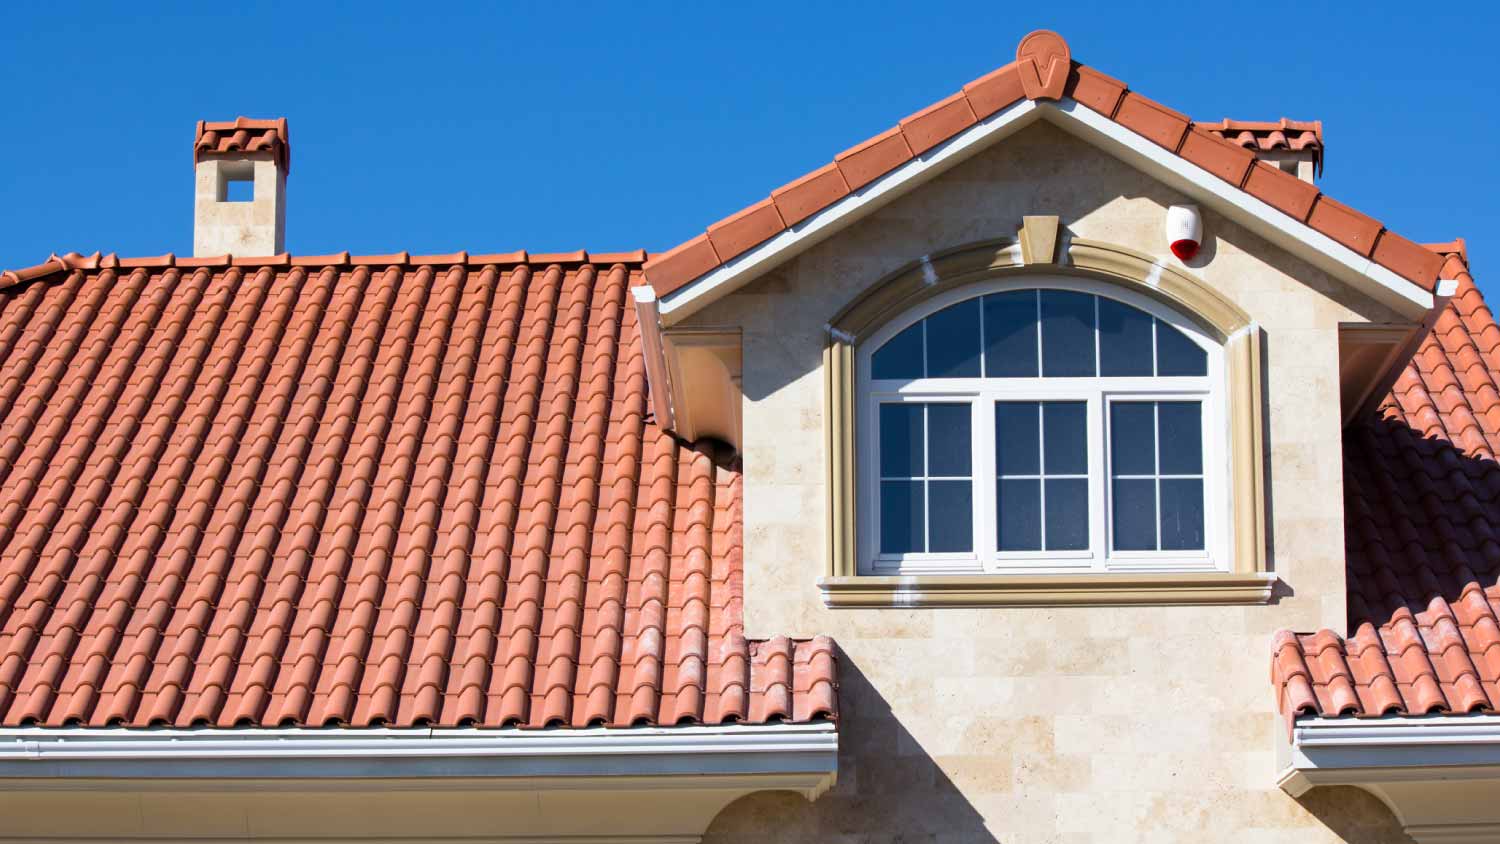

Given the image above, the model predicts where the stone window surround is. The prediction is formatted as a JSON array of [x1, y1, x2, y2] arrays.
[[820, 223, 1274, 607]]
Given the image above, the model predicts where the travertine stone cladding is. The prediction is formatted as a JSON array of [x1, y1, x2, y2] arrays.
[[695, 122, 1412, 841]]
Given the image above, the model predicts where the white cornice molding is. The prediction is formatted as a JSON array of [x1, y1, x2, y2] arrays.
[[656, 97, 1436, 325], [1281, 716, 1500, 844]]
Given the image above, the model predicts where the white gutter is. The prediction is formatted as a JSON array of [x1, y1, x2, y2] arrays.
[[0, 722, 838, 787], [1280, 716, 1500, 844]]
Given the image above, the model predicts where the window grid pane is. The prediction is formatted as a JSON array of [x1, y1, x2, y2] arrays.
[[869, 287, 1214, 570], [1108, 400, 1205, 553], [879, 402, 972, 554], [997, 401, 1088, 552]]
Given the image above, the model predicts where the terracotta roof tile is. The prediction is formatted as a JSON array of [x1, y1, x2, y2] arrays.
[[0, 253, 837, 729], [1273, 245, 1500, 727], [194, 117, 290, 172], [641, 30, 1439, 297], [1199, 118, 1323, 174]]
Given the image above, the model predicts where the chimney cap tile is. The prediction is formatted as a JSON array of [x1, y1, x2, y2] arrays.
[[194, 116, 290, 172]]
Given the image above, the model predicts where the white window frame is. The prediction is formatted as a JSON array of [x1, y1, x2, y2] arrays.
[[855, 275, 1228, 576]]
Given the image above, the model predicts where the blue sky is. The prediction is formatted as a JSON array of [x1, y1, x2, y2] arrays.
[[2, 2, 1495, 295]]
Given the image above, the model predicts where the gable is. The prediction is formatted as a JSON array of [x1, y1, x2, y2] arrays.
[[640, 31, 1450, 328]]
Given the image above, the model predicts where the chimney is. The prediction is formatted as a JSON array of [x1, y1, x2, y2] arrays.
[[1200, 119, 1323, 183], [193, 117, 289, 256]]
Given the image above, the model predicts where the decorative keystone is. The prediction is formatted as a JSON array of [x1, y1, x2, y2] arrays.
[[1015, 30, 1070, 101], [1019, 215, 1061, 264]]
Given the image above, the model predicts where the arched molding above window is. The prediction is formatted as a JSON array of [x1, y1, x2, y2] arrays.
[[822, 232, 1272, 607]]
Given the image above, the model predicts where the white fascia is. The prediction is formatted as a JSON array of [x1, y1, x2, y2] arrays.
[[0, 722, 838, 794], [656, 96, 1437, 326]]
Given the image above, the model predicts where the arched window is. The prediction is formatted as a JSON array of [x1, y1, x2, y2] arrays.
[[856, 276, 1226, 575]]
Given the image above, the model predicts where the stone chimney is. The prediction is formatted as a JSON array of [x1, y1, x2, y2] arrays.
[[1200, 119, 1323, 183], [193, 117, 289, 256]]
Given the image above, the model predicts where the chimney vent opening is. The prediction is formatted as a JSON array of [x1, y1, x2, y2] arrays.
[[223, 178, 253, 202]]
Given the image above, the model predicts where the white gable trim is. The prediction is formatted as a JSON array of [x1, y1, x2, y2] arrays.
[[657, 99, 1045, 323], [657, 98, 1436, 325], [1048, 101, 1433, 317]]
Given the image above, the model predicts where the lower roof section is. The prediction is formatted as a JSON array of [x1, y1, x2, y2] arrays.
[[0, 251, 836, 730]]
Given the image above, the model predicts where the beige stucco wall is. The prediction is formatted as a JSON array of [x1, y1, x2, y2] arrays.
[[693, 122, 1412, 842]]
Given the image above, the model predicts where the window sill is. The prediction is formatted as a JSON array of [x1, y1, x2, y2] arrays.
[[818, 571, 1277, 607]]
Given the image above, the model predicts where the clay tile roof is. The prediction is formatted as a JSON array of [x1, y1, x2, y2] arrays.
[[194, 117, 290, 172], [0, 252, 836, 729], [643, 30, 1441, 297], [1198, 118, 1323, 174], [1272, 244, 1500, 727]]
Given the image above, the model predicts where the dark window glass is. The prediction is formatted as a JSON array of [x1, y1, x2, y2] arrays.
[[1042, 402, 1087, 475], [1157, 402, 1202, 475], [1159, 478, 1205, 550], [997, 478, 1041, 551], [1111, 478, 1157, 551], [1098, 298, 1154, 376], [1040, 290, 1096, 377], [929, 480, 974, 552], [1045, 477, 1089, 550], [995, 402, 1040, 475], [1156, 319, 1207, 376], [983, 291, 1039, 377], [879, 404, 923, 477], [880, 480, 924, 553], [927, 404, 971, 476], [872, 321, 924, 380], [1109, 403, 1156, 476], [926, 299, 982, 378]]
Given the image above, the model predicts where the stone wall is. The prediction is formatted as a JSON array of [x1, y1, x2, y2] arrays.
[[694, 122, 1411, 842]]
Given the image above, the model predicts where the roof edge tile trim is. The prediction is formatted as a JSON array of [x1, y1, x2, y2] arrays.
[[641, 30, 1442, 297], [0, 250, 652, 292], [1273, 243, 1499, 732], [1199, 118, 1323, 175]]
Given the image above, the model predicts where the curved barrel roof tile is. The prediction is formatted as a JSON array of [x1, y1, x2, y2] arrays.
[[0, 251, 836, 729]]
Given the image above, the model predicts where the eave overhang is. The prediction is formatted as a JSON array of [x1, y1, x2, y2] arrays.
[[1280, 716, 1500, 844], [0, 723, 837, 842], [652, 97, 1444, 328]]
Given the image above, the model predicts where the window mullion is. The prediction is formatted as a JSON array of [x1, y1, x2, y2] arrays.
[[974, 395, 995, 567], [1090, 391, 1107, 571]]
